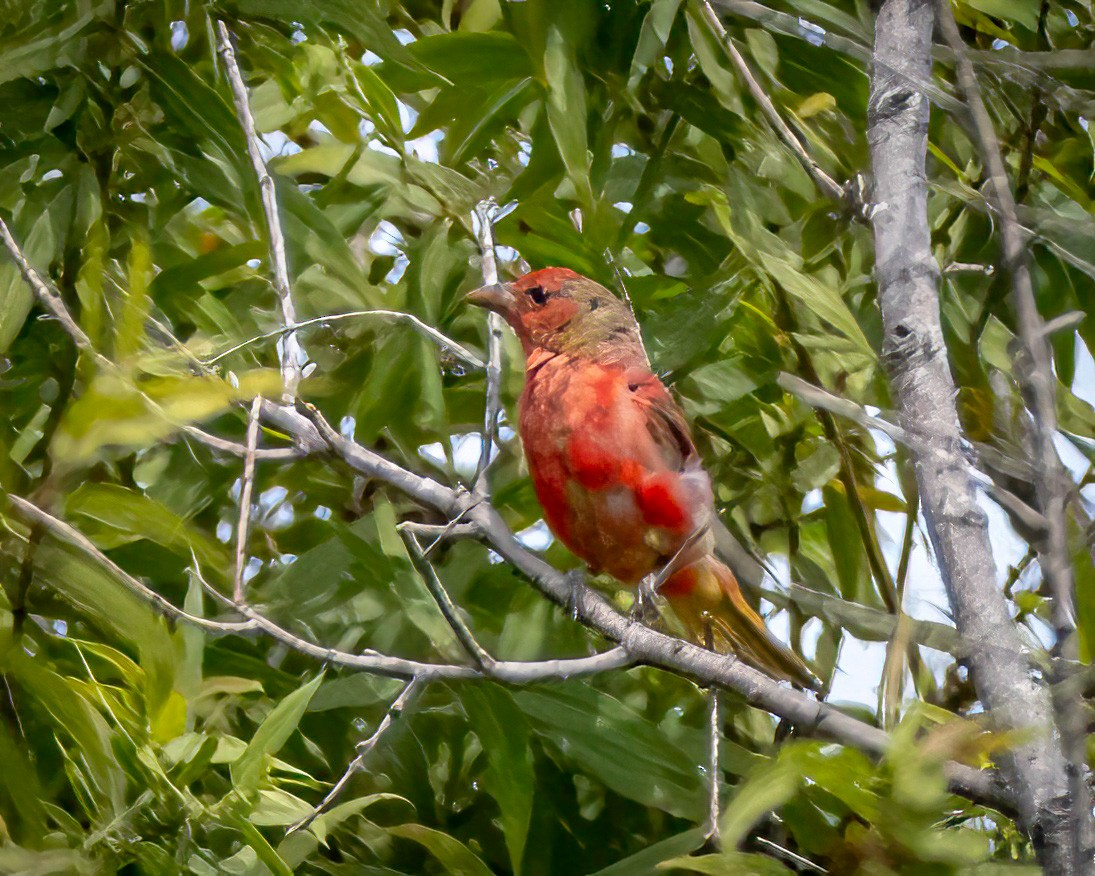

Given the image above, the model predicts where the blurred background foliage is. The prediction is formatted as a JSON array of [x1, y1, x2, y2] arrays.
[[0, 0, 1092, 872]]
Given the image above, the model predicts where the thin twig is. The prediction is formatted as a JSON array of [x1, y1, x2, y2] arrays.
[[200, 572, 630, 682], [944, 262, 995, 275], [473, 199, 505, 492], [402, 530, 493, 670], [182, 425, 302, 461], [201, 310, 484, 371], [696, 0, 848, 208], [287, 677, 426, 836], [215, 20, 304, 401], [778, 373, 973, 474], [704, 620, 722, 851], [396, 520, 480, 547], [233, 397, 262, 603], [0, 217, 108, 366], [6, 497, 258, 635]]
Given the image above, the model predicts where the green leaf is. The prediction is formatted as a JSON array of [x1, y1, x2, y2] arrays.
[[791, 444, 840, 492], [719, 757, 801, 849], [0, 196, 65, 353], [459, 684, 534, 875], [229, 813, 295, 876], [544, 24, 591, 203], [514, 683, 709, 820], [629, 0, 683, 89], [591, 828, 706, 876], [65, 483, 227, 571], [237, 0, 440, 81], [309, 793, 412, 844], [658, 852, 793, 874], [388, 823, 494, 876], [232, 674, 324, 797]]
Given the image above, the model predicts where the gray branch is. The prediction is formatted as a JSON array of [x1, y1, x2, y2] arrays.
[[201, 310, 484, 372], [868, 0, 1075, 865], [0, 217, 109, 368], [233, 397, 262, 603], [7, 496, 258, 635], [216, 20, 305, 400], [473, 199, 505, 492], [288, 402, 1010, 812], [7, 495, 627, 684], [287, 677, 426, 836], [697, 0, 849, 208], [935, 1, 1092, 861]]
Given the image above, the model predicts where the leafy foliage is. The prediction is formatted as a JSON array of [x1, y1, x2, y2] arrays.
[[0, 0, 1092, 872]]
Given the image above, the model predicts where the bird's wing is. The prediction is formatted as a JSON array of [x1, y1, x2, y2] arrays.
[[625, 368, 698, 474]]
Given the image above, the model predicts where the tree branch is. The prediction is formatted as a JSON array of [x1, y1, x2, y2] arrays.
[[6, 495, 258, 635], [0, 217, 109, 367], [473, 198, 505, 492], [868, 0, 1072, 863], [233, 397, 262, 603], [284, 404, 1011, 811], [402, 529, 495, 670], [934, 2, 1092, 861], [215, 20, 305, 401], [287, 677, 426, 836], [933, 0, 1075, 659], [200, 310, 484, 372], [696, 0, 851, 209]]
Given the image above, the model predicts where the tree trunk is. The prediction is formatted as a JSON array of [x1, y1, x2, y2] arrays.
[[867, 0, 1080, 868]]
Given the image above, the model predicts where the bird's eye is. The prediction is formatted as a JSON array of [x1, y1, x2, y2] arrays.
[[528, 285, 548, 305]]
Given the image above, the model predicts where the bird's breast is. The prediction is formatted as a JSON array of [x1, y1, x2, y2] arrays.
[[518, 353, 711, 582]]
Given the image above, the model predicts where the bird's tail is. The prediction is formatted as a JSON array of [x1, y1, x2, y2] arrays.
[[663, 555, 819, 690]]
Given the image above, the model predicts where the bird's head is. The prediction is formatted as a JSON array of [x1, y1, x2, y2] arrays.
[[467, 267, 645, 364]]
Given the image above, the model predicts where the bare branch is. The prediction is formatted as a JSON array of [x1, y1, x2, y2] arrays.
[[267, 399, 1013, 811], [199, 573, 627, 681], [696, 0, 849, 208], [215, 20, 304, 400], [396, 520, 480, 545], [0, 217, 109, 367], [704, 622, 722, 850], [402, 529, 493, 670], [287, 677, 426, 836], [934, 1, 1092, 859], [869, 0, 1071, 860], [233, 397, 262, 603], [201, 310, 484, 372], [778, 373, 915, 447], [6, 496, 258, 635], [181, 425, 302, 461], [943, 262, 995, 275], [473, 198, 505, 492]]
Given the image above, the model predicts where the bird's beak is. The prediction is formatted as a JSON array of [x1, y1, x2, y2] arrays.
[[466, 282, 515, 313]]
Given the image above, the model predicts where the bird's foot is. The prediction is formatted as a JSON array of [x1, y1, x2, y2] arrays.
[[563, 569, 587, 622], [630, 578, 662, 626]]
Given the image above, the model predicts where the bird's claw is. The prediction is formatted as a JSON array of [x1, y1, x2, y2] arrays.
[[563, 569, 587, 622], [630, 578, 662, 626]]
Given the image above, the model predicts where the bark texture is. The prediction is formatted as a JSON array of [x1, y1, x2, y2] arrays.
[[868, 0, 1076, 867]]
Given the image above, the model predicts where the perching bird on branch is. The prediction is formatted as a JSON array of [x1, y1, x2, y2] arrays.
[[469, 267, 817, 689]]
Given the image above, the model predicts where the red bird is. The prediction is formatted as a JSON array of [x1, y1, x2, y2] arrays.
[[469, 267, 816, 688]]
